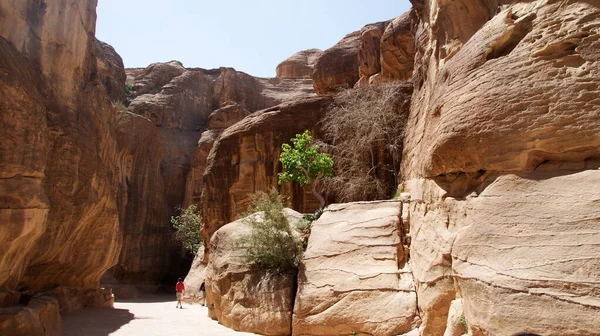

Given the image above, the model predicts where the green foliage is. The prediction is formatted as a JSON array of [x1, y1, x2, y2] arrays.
[[278, 130, 334, 187], [236, 189, 303, 274], [171, 204, 202, 255], [125, 83, 134, 105], [459, 314, 467, 330]]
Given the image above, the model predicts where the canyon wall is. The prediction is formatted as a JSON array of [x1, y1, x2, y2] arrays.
[[0, 0, 121, 313], [401, 1, 600, 335]]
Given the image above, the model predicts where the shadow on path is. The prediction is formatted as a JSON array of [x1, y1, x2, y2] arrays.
[[62, 308, 134, 336], [114, 294, 174, 304]]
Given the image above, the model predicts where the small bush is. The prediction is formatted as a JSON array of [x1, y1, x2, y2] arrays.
[[236, 189, 303, 274], [171, 204, 202, 255], [125, 83, 134, 104], [459, 314, 467, 330]]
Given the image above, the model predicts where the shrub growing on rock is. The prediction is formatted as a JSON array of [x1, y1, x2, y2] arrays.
[[278, 130, 334, 210], [236, 189, 303, 274], [320, 82, 412, 201], [171, 204, 202, 255]]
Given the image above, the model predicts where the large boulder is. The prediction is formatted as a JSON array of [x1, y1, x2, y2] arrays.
[[276, 49, 323, 79], [293, 201, 418, 336], [0, 296, 61, 336], [205, 209, 303, 335]]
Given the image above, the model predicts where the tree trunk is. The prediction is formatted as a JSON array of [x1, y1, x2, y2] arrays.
[[311, 183, 325, 210]]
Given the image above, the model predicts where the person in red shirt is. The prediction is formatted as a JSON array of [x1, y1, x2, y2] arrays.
[[175, 278, 185, 309]]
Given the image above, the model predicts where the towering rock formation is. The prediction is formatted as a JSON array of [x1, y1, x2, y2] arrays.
[[312, 11, 416, 94], [401, 1, 600, 335], [0, 0, 121, 317]]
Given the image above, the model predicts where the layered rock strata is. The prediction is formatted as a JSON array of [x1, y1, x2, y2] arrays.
[[205, 209, 303, 336], [293, 201, 418, 336], [402, 1, 600, 335]]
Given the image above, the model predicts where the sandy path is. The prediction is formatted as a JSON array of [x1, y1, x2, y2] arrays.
[[62, 295, 258, 336]]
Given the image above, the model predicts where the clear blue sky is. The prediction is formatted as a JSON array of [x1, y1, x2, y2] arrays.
[[96, 0, 412, 78]]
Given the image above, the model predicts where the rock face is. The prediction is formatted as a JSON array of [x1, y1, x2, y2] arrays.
[[379, 11, 416, 82], [312, 12, 416, 94], [200, 96, 332, 250], [113, 111, 169, 285], [0, 0, 122, 311], [276, 49, 323, 79], [94, 38, 127, 103], [125, 62, 316, 284], [293, 201, 418, 336], [312, 30, 362, 94], [402, 1, 600, 335], [205, 209, 303, 336], [183, 103, 250, 207]]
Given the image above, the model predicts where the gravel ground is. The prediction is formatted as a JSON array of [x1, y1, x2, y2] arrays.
[[62, 295, 258, 336]]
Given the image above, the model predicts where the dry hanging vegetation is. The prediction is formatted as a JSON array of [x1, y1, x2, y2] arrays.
[[320, 82, 413, 202]]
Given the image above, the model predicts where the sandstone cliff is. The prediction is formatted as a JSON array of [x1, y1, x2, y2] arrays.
[[312, 11, 416, 94], [199, 96, 332, 252], [0, 0, 121, 319], [400, 1, 600, 335]]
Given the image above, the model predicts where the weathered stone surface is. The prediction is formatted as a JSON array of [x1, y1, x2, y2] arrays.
[[357, 22, 387, 86], [0, 37, 49, 296], [205, 209, 303, 336], [0, 0, 122, 307], [313, 30, 361, 94], [379, 11, 416, 82], [401, 4, 600, 333], [183, 103, 249, 207], [0, 296, 61, 336], [276, 49, 323, 79], [94, 38, 126, 103], [406, 168, 600, 336], [293, 201, 418, 336], [200, 96, 332, 249], [183, 246, 206, 304], [113, 111, 169, 285], [404, 1, 600, 179], [131, 61, 186, 97]]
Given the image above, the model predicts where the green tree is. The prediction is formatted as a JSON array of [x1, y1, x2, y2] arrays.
[[171, 204, 202, 255], [236, 189, 303, 274], [278, 130, 334, 210]]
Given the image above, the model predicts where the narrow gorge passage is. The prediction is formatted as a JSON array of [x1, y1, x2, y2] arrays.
[[62, 296, 258, 336]]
